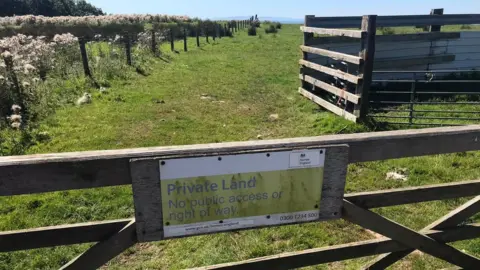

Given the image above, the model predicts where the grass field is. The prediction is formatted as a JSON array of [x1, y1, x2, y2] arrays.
[[2, 24, 480, 269]]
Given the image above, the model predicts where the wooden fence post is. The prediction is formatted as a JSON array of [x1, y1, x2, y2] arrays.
[[170, 28, 175, 51], [301, 16, 315, 90], [206, 29, 209, 43], [217, 24, 221, 38], [224, 24, 228, 36], [429, 8, 444, 32], [151, 30, 158, 56], [196, 27, 200, 47], [124, 34, 132, 66], [355, 15, 377, 120], [79, 38, 92, 77], [183, 28, 188, 52]]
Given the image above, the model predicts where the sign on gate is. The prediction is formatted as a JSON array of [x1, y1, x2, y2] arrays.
[[131, 145, 349, 242], [160, 150, 325, 237]]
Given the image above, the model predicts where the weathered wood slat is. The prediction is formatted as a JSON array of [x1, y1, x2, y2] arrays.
[[298, 87, 358, 122], [189, 223, 480, 270], [346, 180, 480, 209], [299, 59, 361, 84], [1, 183, 479, 253], [308, 32, 461, 45], [365, 196, 480, 269], [300, 45, 362, 64], [299, 74, 360, 104], [354, 15, 376, 119], [300, 26, 364, 38], [342, 200, 480, 269], [0, 219, 132, 252], [374, 54, 456, 69], [306, 14, 480, 28], [1, 125, 480, 196], [60, 220, 137, 270]]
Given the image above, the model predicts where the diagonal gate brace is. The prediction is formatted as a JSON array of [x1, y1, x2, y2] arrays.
[[342, 199, 480, 269], [364, 196, 480, 269]]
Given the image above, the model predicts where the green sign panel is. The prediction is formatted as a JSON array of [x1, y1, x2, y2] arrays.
[[159, 149, 325, 237]]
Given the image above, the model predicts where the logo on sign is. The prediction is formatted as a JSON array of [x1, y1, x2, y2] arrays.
[[289, 150, 323, 168]]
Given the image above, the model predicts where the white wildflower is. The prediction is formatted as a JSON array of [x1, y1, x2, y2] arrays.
[[11, 104, 21, 112], [11, 122, 21, 129], [22, 81, 30, 87], [23, 63, 36, 74], [1, 51, 12, 59], [9, 114, 22, 122]]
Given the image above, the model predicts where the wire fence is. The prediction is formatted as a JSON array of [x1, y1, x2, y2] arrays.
[[369, 70, 480, 126]]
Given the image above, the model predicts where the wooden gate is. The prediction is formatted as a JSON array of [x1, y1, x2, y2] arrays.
[[299, 12, 480, 123], [2, 125, 480, 269]]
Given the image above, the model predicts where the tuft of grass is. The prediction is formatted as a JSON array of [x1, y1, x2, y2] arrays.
[[265, 24, 278, 34]]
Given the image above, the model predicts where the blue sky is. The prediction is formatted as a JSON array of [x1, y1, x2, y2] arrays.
[[88, 0, 480, 19]]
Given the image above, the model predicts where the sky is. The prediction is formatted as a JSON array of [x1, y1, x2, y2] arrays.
[[88, 0, 480, 19]]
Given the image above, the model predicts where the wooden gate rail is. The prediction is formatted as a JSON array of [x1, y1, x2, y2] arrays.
[[2, 125, 480, 197], [2, 126, 480, 269], [305, 14, 480, 29]]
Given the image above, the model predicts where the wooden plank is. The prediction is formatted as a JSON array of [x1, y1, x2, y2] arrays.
[[308, 32, 461, 45], [299, 87, 358, 122], [132, 145, 349, 242], [60, 220, 137, 270], [302, 15, 315, 90], [189, 223, 480, 270], [306, 14, 480, 28], [355, 15, 376, 119], [378, 32, 460, 43], [365, 196, 480, 269], [299, 59, 360, 84], [300, 26, 364, 38], [342, 200, 480, 269], [374, 54, 456, 69], [346, 180, 480, 209], [299, 74, 360, 104], [0, 219, 132, 252], [2, 125, 480, 196], [300, 45, 362, 64]]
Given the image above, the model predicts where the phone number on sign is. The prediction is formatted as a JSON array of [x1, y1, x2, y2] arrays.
[[279, 212, 319, 221]]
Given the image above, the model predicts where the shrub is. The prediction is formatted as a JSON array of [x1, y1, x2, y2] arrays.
[[461, 24, 472, 30], [378, 27, 395, 35], [251, 20, 261, 28], [248, 26, 257, 36], [265, 25, 278, 34], [275, 22, 282, 29]]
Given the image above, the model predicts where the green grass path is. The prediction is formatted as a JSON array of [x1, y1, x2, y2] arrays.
[[2, 25, 480, 269]]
